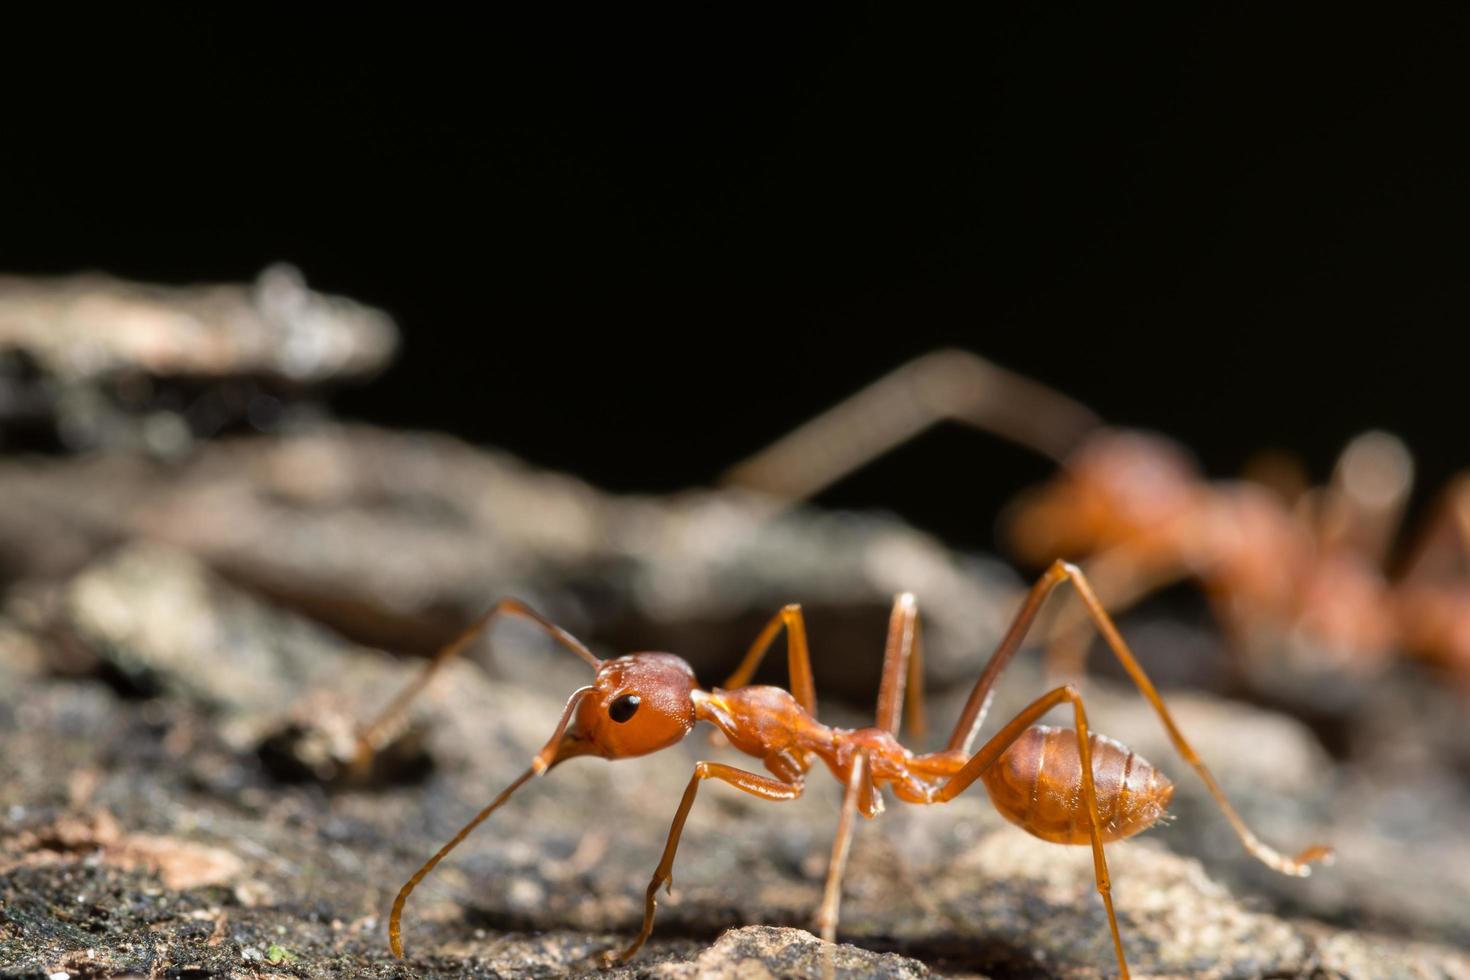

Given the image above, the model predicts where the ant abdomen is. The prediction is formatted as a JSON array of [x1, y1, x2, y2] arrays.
[[981, 725, 1174, 845]]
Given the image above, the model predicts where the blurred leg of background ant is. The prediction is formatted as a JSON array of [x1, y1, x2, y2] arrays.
[[354, 598, 601, 769], [934, 683, 1130, 978], [722, 603, 818, 715], [1392, 473, 1470, 675], [612, 762, 806, 965], [1313, 430, 1414, 567], [1399, 472, 1470, 586], [1242, 446, 1312, 507], [949, 561, 1332, 876], [717, 347, 1220, 685], [718, 349, 1100, 503]]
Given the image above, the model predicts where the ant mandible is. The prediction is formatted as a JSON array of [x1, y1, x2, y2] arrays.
[[359, 562, 1331, 978]]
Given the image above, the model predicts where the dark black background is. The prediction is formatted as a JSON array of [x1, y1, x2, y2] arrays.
[[5, 8, 1467, 552]]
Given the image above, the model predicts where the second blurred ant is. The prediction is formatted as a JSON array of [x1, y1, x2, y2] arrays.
[[721, 349, 1470, 683]]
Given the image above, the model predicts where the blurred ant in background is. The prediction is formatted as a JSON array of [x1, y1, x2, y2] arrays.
[[721, 350, 1470, 688]]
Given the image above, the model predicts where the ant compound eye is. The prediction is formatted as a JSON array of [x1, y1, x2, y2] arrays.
[[608, 694, 641, 723]]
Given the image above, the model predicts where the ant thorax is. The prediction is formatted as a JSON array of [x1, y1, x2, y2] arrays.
[[696, 685, 828, 764]]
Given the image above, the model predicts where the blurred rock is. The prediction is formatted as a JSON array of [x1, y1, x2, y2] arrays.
[[58, 543, 350, 712], [0, 265, 396, 452], [0, 424, 1021, 696], [28, 542, 447, 785]]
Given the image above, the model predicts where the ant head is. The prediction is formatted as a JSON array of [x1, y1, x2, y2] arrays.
[[553, 654, 698, 764], [388, 639, 700, 959]]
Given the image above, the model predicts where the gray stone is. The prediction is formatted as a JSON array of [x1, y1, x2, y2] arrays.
[[0, 266, 396, 452]]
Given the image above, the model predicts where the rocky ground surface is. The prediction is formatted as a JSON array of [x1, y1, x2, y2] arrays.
[[1, 479, 1468, 978]]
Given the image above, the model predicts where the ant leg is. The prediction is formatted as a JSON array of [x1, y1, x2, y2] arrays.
[[722, 604, 817, 716], [607, 762, 805, 966], [354, 598, 599, 768], [949, 560, 1332, 877], [948, 561, 1076, 753], [1042, 607, 1094, 685], [875, 594, 926, 739], [609, 763, 804, 963], [389, 685, 594, 959], [1395, 474, 1470, 673], [388, 766, 538, 958], [718, 349, 1100, 503], [1400, 472, 1470, 586], [1317, 430, 1414, 566], [814, 750, 872, 942], [1242, 447, 1311, 506], [1037, 547, 1182, 683], [935, 685, 1129, 979]]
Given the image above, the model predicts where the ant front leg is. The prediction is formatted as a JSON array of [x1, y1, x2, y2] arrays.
[[1317, 430, 1414, 566], [606, 762, 805, 966], [722, 604, 818, 716], [724, 592, 928, 733]]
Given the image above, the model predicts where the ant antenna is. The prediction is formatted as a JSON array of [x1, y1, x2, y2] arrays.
[[389, 685, 595, 958], [355, 599, 602, 770]]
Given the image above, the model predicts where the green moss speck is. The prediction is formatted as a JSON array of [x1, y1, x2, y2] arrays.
[[266, 943, 299, 964]]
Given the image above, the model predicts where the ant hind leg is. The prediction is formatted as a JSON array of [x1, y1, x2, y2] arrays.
[[936, 685, 1130, 978], [947, 560, 1332, 876]]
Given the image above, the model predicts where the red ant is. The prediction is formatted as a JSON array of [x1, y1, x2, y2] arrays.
[[722, 349, 1470, 681], [357, 562, 1330, 978]]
